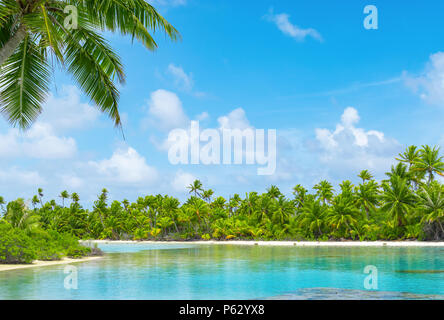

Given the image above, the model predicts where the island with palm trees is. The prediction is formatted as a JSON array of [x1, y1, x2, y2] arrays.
[[0, 0, 181, 266], [0, 1, 444, 271], [1, 144, 443, 265]]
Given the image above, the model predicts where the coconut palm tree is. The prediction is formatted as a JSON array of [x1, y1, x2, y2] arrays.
[[417, 185, 444, 239], [187, 179, 203, 198], [297, 199, 327, 238], [0, 196, 5, 216], [5, 198, 40, 231], [31, 195, 39, 209], [273, 196, 294, 225], [37, 188, 44, 206], [228, 194, 241, 216], [292, 184, 307, 208], [71, 192, 80, 204], [59, 190, 69, 207], [122, 199, 130, 211], [358, 170, 373, 183], [397, 145, 422, 189], [186, 196, 209, 229], [339, 180, 355, 198], [211, 196, 226, 209], [397, 145, 420, 169], [0, 0, 179, 129], [313, 180, 334, 205], [381, 176, 416, 227], [162, 196, 180, 233], [355, 181, 379, 219], [385, 162, 413, 184], [92, 188, 109, 230], [327, 195, 360, 238], [202, 189, 214, 203], [266, 185, 281, 200], [414, 145, 444, 185]]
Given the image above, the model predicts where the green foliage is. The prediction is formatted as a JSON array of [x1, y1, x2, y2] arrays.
[[0, 219, 98, 264], [67, 246, 92, 259], [0, 0, 179, 129], [0, 145, 443, 258], [0, 224, 36, 264]]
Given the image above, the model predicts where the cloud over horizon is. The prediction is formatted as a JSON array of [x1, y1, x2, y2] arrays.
[[313, 107, 401, 180]]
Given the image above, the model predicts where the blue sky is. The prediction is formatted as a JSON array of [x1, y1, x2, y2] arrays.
[[1, 0, 444, 206]]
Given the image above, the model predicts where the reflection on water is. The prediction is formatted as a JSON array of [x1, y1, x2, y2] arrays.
[[0, 245, 443, 299]]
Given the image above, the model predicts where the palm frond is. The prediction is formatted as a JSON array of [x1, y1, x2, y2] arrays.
[[64, 27, 124, 126], [77, 0, 180, 50], [0, 34, 50, 129], [0, 0, 19, 29]]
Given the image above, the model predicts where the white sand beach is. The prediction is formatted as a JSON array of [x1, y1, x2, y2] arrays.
[[82, 240, 444, 247], [0, 256, 102, 272]]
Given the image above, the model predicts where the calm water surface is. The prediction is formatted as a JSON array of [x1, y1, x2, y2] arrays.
[[0, 244, 443, 299]]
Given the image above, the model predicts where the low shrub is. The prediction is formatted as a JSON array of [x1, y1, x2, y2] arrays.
[[67, 246, 91, 259], [0, 223, 98, 264], [0, 224, 36, 264]]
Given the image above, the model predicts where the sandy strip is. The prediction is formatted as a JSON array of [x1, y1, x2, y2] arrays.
[[82, 240, 444, 247], [0, 256, 102, 272]]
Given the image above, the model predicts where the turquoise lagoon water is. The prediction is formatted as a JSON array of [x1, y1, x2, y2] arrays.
[[0, 243, 443, 299]]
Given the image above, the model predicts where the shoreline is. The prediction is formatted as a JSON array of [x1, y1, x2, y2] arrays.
[[82, 240, 444, 247], [2, 241, 443, 272], [0, 256, 102, 272]]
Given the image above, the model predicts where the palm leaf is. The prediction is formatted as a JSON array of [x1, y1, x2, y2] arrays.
[[64, 27, 124, 126], [0, 34, 50, 129], [0, 0, 19, 29], [39, 4, 64, 60], [77, 0, 180, 50]]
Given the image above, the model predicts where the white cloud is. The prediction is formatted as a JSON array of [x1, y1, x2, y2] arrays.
[[39, 86, 100, 131], [145, 89, 189, 131], [171, 170, 196, 193], [405, 52, 444, 107], [22, 123, 77, 159], [154, 107, 267, 165], [314, 107, 400, 178], [60, 174, 84, 189], [217, 108, 252, 130], [167, 64, 194, 92], [0, 85, 104, 160], [196, 111, 209, 121], [166, 64, 206, 97], [0, 123, 76, 159], [0, 167, 46, 186], [341, 107, 360, 126], [0, 129, 20, 157], [89, 147, 158, 185], [265, 9, 323, 42]]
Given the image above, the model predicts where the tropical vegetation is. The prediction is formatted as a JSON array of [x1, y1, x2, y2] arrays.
[[1, 145, 443, 256]]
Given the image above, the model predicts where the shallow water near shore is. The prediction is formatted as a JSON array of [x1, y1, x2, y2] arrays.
[[0, 244, 443, 299]]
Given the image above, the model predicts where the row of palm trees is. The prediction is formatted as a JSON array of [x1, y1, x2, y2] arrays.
[[1, 145, 443, 241]]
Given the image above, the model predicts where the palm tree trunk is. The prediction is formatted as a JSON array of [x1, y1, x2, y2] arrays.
[[437, 220, 444, 238], [173, 220, 179, 233], [0, 25, 27, 66], [428, 169, 433, 185]]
